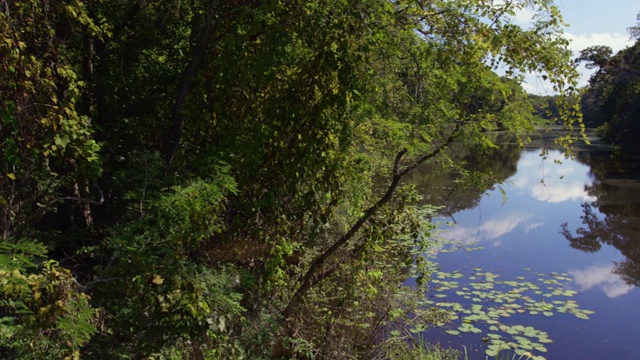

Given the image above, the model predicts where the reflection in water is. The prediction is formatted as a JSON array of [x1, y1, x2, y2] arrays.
[[560, 204, 607, 253], [560, 150, 640, 287], [418, 141, 640, 359], [415, 141, 640, 289], [525, 222, 544, 232], [531, 182, 596, 203], [513, 150, 596, 203], [406, 141, 522, 215], [443, 212, 533, 244], [561, 203, 640, 286], [568, 264, 634, 298]]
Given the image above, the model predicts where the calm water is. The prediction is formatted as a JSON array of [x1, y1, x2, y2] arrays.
[[419, 146, 640, 359]]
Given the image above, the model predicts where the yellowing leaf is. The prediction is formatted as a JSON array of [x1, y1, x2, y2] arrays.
[[152, 275, 164, 285]]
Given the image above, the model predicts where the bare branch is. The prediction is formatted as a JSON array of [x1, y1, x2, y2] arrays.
[[80, 277, 122, 293], [33, 194, 104, 220]]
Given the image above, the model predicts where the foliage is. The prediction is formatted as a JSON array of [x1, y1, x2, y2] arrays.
[[528, 95, 561, 123], [579, 41, 640, 148], [279, 186, 443, 359], [578, 14, 640, 149], [0, 0, 104, 237], [83, 175, 252, 358], [628, 10, 640, 40], [0, 0, 584, 358], [382, 337, 460, 360], [0, 240, 97, 360]]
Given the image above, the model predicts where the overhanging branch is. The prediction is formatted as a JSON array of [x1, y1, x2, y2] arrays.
[[282, 125, 461, 318]]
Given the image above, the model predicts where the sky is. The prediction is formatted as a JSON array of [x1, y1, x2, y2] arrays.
[[514, 0, 637, 94]]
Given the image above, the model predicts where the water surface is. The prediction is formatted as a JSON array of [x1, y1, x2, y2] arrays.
[[421, 147, 640, 359]]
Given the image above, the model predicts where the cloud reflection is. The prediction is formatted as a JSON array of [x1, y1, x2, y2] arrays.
[[531, 182, 596, 203], [569, 265, 634, 298], [525, 222, 544, 232], [443, 212, 533, 244], [512, 151, 595, 204]]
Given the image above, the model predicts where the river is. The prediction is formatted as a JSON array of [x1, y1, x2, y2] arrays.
[[415, 136, 640, 359]]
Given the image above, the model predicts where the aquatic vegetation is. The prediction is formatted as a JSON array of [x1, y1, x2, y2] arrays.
[[422, 268, 594, 359]]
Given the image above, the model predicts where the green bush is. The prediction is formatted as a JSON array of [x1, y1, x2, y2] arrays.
[[1, 240, 97, 360]]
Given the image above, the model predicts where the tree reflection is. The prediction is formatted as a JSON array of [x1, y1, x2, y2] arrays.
[[560, 150, 640, 287], [407, 142, 521, 217], [560, 204, 605, 253]]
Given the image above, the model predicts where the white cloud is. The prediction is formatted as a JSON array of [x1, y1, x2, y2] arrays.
[[569, 264, 634, 298], [563, 32, 633, 55], [520, 81, 538, 94], [512, 8, 536, 27], [444, 226, 480, 244], [518, 153, 541, 167], [551, 164, 575, 178], [523, 31, 634, 93], [512, 175, 530, 189], [482, 214, 530, 238]]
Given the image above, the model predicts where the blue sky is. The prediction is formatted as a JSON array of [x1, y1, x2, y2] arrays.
[[558, 0, 636, 35], [513, 0, 637, 93]]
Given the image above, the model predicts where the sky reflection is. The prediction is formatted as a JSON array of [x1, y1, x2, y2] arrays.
[[569, 264, 635, 298], [427, 147, 640, 360], [443, 212, 533, 244], [530, 182, 596, 203], [512, 150, 596, 203]]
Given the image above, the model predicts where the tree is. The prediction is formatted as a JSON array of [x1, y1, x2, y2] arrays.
[[576, 11, 640, 144], [279, 0, 581, 321], [576, 45, 614, 84], [1, 0, 582, 358], [579, 40, 640, 148], [628, 10, 640, 40]]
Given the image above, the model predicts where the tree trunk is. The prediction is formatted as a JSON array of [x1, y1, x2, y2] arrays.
[[163, 0, 221, 168]]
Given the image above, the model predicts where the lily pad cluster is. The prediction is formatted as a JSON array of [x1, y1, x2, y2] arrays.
[[421, 268, 594, 359]]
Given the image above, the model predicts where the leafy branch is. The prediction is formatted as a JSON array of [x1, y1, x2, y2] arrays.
[[282, 124, 461, 318]]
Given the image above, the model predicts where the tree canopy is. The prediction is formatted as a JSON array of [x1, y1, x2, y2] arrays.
[[578, 11, 640, 150]]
